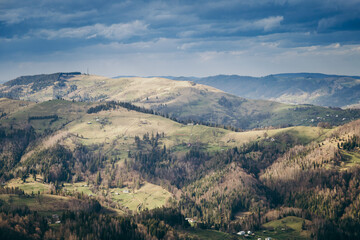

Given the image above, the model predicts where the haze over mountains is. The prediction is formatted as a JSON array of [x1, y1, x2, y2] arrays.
[[159, 73, 360, 108]]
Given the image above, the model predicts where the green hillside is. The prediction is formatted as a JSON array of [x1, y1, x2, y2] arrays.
[[1, 73, 360, 129]]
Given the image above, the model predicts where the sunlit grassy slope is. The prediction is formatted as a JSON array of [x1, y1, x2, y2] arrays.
[[0, 98, 35, 115], [64, 105, 334, 153], [0, 194, 86, 216], [6, 177, 172, 213], [258, 216, 312, 240], [0, 99, 334, 153], [2, 73, 358, 129], [108, 182, 172, 212], [0, 99, 91, 133], [339, 150, 360, 170], [63, 75, 303, 129], [6, 176, 50, 194]]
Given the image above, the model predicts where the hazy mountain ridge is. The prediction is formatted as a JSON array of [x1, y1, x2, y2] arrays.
[[163, 73, 360, 108]]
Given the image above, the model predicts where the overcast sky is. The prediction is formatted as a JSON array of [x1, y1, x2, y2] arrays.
[[1, 0, 360, 81]]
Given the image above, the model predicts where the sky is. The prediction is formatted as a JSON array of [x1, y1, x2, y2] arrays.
[[1, 0, 360, 81]]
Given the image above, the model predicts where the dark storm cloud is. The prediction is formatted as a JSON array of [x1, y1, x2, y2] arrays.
[[1, 0, 360, 80], [2, 0, 359, 40]]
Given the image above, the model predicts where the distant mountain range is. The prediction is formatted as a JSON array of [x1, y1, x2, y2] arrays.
[[11, 73, 360, 109], [156, 73, 360, 108]]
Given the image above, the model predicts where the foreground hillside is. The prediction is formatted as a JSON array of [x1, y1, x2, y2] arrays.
[[169, 73, 360, 108], [1, 73, 360, 130], [1, 96, 360, 239]]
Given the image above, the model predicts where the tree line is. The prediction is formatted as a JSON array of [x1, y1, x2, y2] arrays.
[[87, 101, 243, 132]]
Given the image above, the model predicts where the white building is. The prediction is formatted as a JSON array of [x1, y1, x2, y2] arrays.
[[237, 231, 245, 236]]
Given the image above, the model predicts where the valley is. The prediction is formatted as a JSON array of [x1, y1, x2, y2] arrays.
[[0, 73, 360, 239]]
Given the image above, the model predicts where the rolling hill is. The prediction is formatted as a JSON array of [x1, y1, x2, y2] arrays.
[[1, 73, 360, 130]]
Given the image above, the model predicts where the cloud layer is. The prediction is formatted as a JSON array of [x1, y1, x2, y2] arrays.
[[34, 21, 148, 40], [1, 0, 360, 80]]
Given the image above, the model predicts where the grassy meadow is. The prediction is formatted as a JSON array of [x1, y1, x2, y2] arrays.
[[0, 194, 84, 216], [6, 176, 50, 194]]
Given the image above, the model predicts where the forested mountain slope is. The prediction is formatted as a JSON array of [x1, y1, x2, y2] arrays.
[[1, 74, 360, 239]]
